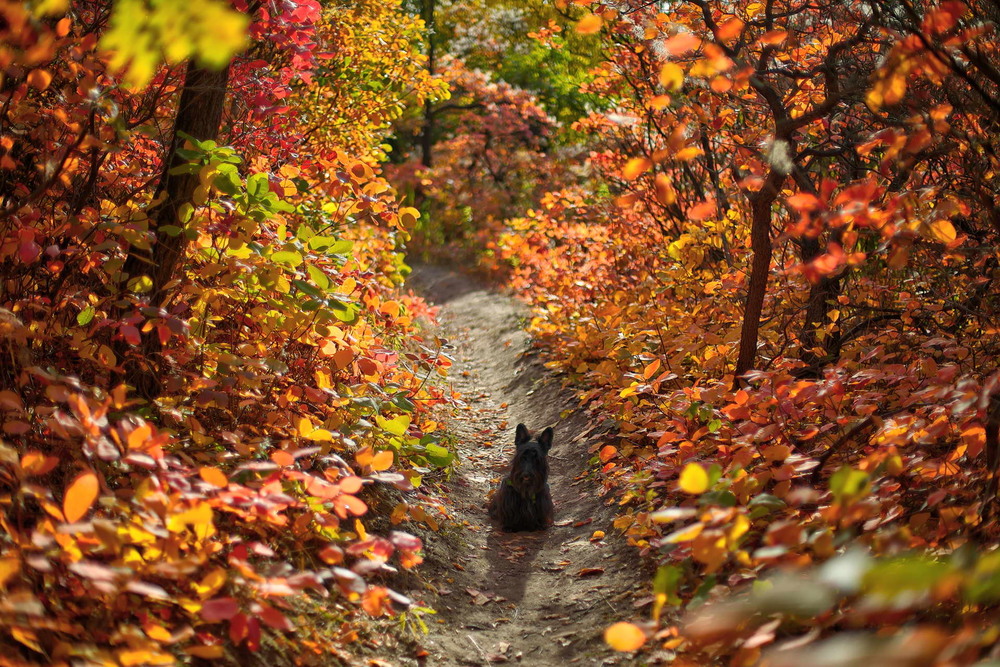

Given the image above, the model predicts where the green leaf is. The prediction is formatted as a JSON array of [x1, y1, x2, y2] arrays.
[[652, 565, 683, 606], [330, 300, 359, 324], [213, 164, 241, 195], [376, 414, 410, 437], [830, 466, 870, 504], [307, 264, 331, 290], [863, 556, 950, 602], [292, 279, 323, 299], [271, 250, 303, 267], [424, 443, 453, 467], [391, 394, 415, 412], [77, 306, 96, 326], [247, 173, 270, 198]]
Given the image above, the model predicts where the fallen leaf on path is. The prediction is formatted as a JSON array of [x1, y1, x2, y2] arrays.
[[573, 518, 593, 528], [465, 588, 491, 605], [577, 567, 605, 577]]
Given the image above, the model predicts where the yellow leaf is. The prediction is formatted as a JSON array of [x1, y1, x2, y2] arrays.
[[198, 466, 228, 488], [621, 157, 652, 181], [619, 382, 640, 398], [193, 567, 226, 599], [306, 428, 333, 442], [297, 416, 315, 437], [659, 62, 684, 91], [398, 207, 420, 229], [927, 219, 957, 243], [64, 470, 99, 523], [127, 275, 154, 294], [728, 514, 750, 545], [605, 622, 646, 651], [575, 13, 603, 34], [371, 450, 394, 472], [678, 463, 709, 494], [663, 522, 704, 543], [31, 0, 68, 16]]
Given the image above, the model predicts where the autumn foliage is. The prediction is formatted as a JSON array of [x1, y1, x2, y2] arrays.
[[427, 0, 1000, 663], [6, 0, 1000, 664], [0, 0, 456, 663]]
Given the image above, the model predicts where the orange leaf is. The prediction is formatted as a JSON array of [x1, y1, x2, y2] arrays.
[[20, 451, 58, 476], [654, 174, 676, 205], [199, 466, 228, 488], [599, 445, 617, 463], [271, 450, 295, 466], [621, 157, 652, 181], [63, 470, 99, 523], [575, 13, 602, 34], [355, 446, 374, 468], [27, 69, 52, 91], [716, 17, 744, 41], [662, 31, 700, 56], [339, 475, 364, 494], [605, 622, 646, 651], [371, 450, 394, 472], [332, 347, 354, 370]]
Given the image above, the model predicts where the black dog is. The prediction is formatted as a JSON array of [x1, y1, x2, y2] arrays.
[[488, 423, 554, 531]]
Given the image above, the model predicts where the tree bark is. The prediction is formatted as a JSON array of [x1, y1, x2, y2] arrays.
[[733, 170, 782, 386], [797, 231, 844, 374], [123, 60, 230, 294], [120, 60, 230, 396]]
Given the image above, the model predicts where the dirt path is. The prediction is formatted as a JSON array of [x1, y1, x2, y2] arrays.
[[405, 265, 643, 666]]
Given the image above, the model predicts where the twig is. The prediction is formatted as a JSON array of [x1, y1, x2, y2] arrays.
[[466, 634, 487, 662]]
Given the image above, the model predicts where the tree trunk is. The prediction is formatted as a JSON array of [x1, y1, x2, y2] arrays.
[[120, 60, 230, 396], [797, 231, 844, 374], [733, 170, 782, 387], [123, 61, 230, 293]]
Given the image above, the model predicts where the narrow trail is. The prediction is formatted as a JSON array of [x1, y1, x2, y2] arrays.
[[406, 265, 643, 666]]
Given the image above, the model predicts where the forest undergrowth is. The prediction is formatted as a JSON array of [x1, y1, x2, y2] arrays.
[[3, 0, 1000, 665]]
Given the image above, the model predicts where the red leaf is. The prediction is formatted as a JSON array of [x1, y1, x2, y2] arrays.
[[201, 597, 240, 622], [258, 604, 294, 631], [119, 325, 141, 345]]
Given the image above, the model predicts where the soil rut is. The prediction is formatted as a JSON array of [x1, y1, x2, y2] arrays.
[[406, 265, 643, 666]]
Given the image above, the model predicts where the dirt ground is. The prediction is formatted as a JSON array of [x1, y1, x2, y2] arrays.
[[402, 265, 645, 666]]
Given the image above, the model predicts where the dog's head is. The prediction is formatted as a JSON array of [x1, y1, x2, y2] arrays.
[[508, 423, 553, 496]]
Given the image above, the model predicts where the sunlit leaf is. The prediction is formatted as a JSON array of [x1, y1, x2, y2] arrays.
[[63, 469, 99, 523], [679, 462, 709, 494], [575, 13, 603, 34], [660, 62, 684, 91], [605, 622, 646, 651]]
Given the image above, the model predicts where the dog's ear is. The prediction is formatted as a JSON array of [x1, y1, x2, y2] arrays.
[[515, 423, 530, 447], [538, 426, 554, 453]]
